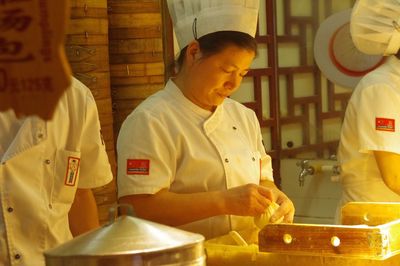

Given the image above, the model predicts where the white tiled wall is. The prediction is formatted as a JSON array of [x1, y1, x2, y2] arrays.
[[280, 159, 342, 224]]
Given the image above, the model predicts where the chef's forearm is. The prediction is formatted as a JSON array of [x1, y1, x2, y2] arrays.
[[119, 189, 225, 226], [69, 188, 100, 236], [374, 150, 400, 195]]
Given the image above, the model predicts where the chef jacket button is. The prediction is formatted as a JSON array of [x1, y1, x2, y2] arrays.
[[49, 204, 53, 209], [44, 159, 51, 164], [252, 157, 256, 161], [232, 126, 237, 130], [37, 133, 43, 139], [14, 253, 21, 260], [7, 207, 13, 212], [225, 158, 229, 163]]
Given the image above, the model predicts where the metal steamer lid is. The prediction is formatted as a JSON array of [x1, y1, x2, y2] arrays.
[[44, 205, 205, 258]]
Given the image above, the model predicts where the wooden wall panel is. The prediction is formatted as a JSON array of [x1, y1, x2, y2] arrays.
[[108, 0, 164, 136], [66, 0, 117, 225]]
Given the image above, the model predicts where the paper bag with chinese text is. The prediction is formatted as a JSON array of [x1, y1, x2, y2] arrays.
[[0, 0, 71, 120]]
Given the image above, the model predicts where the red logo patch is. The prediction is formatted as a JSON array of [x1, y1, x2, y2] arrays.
[[376, 117, 395, 132], [127, 159, 150, 175]]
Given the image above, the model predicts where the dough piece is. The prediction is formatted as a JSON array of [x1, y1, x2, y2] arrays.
[[254, 201, 283, 229]]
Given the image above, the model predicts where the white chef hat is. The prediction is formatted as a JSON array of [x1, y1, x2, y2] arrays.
[[350, 0, 400, 55], [167, 0, 260, 50]]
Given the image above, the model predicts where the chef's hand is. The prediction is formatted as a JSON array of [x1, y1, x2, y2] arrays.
[[221, 183, 275, 216], [268, 187, 295, 223], [260, 180, 295, 223]]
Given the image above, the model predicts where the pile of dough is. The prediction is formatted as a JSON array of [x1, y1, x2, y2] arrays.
[[254, 201, 283, 229]]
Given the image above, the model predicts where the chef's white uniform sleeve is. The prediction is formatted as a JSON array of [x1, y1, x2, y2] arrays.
[[77, 89, 113, 188], [356, 84, 400, 155], [117, 110, 175, 197]]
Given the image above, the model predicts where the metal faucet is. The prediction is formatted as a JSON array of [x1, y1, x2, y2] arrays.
[[296, 159, 315, 187]]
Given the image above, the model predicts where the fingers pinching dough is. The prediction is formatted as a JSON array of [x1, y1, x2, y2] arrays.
[[254, 201, 283, 229]]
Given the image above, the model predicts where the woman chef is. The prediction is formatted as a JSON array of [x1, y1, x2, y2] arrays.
[[337, 0, 400, 217], [117, 0, 294, 239]]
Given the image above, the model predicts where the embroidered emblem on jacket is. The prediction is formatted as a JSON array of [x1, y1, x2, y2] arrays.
[[376, 117, 395, 132], [65, 157, 80, 186], [127, 159, 150, 175]]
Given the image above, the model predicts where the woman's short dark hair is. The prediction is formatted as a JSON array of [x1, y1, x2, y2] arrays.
[[175, 31, 258, 71]]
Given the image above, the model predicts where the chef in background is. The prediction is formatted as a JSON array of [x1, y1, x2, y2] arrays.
[[337, 0, 400, 220], [0, 77, 113, 266], [117, 0, 294, 239], [1, 1, 114, 265]]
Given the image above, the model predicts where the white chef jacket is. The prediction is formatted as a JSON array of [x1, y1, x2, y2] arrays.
[[0, 78, 113, 266], [337, 56, 400, 211], [117, 79, 273, 239]]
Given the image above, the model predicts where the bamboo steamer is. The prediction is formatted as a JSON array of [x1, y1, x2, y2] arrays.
[[94, 98, 113, 123], [92, 176, 117, 224], [65, 34, 108, 46], [107, 1, 162, 40], [109, 12, 162, 29], [109, 40, 163, 60], [92, 177, 117, 206], [106, 150, 117, 178], [109, 25, 162, 40], [65, 0, 117, 224], [111, 83, 164, 132], [66, 45, 110, 73], [101, 124, 115, 145], [108, 0, 161, 14], [70, 0, 108, 18], [66, 8, 108, 47], [109, 51, 164, 64], [112, 84, 164, 100], [65, 1, 109, 49], [109, 62, 164, 77], [74, 72, 111, 100], [67, 18, 108, 38], [110, 75, 164, 86], [109, 38, 163, 63], [112, 99, 143, 134], [108, 0, 165, 138]]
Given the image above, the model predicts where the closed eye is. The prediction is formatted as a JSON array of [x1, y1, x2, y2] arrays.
[[221, 68, 234, 74], [221, 67, 248, 78]]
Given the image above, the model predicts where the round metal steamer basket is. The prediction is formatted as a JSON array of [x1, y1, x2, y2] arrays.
[[44, 205, 205, 266]]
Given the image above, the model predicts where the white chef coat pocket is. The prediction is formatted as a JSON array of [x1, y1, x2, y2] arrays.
[[52, 149, 81, 204]]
